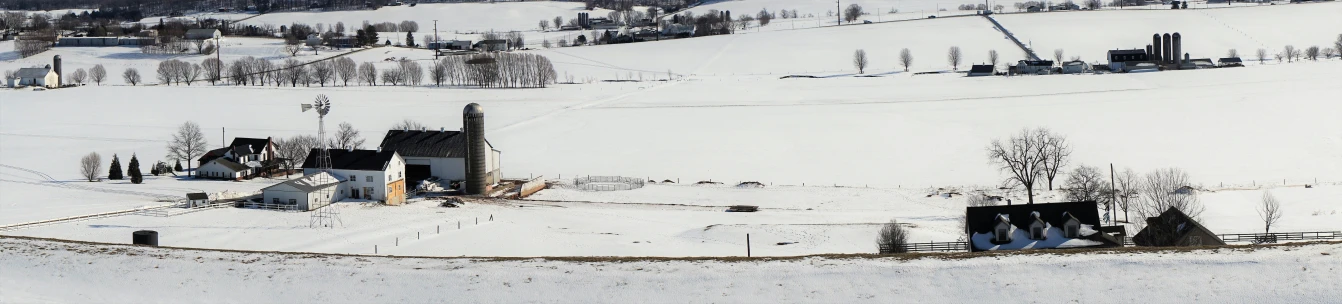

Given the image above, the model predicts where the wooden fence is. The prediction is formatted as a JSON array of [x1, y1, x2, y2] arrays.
[[1218, 231, 1341, 244], [880, 241, 969, 254]]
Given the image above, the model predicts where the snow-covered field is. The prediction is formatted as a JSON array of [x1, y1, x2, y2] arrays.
[[2, 2, 1342, 300], [240, 2, 622, 34], [2, 235, 1339, 303]]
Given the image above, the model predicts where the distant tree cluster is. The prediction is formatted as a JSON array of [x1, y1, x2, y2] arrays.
[[435, 53, 558, 88], [156, 59, 203, 85]]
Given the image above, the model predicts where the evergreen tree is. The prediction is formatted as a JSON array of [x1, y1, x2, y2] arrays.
[[151, 162, 161, 176], [108, 154, 123, 180], [128, 154, 143, 184], [174, 160, 183, 172], [406, 31, 415, 47]]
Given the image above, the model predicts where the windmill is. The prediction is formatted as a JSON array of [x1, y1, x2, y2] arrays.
[[305, 95, 342, 228]]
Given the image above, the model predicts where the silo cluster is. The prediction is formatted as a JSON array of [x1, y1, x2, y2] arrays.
[[1152, 32, 1184, 64]]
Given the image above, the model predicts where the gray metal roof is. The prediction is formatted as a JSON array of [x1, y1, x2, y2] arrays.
[[301, 148, 397, 171], [264, 172, 340, 193], [379, 130, 469, 158], [211, 158, 251, 172], [186, 193, 209, 200], [15, 68, 51, 79]]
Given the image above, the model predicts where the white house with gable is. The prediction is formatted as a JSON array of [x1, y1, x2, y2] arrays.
[[301, 148, 407, 205]]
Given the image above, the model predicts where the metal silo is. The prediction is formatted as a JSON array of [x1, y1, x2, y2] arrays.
[[53, 55, 62, 87], [1162, 33, 1172, 64], [1152, 34, 1162, 63], [464, 103, 487, 195], [1172, 32, 1182, 65]]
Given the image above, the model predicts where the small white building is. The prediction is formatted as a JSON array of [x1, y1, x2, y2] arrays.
[[186, 192, 210, 207], [1060, 60, 1089, 74], [9, 67, 59, 88], [260, 172, 340, 211], [301, 148, 407, 205]]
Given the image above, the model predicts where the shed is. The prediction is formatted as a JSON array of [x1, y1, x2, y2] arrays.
[[57, 37, 120, 47], [261, 172, 341, 211], [1217, 57, 1243, 67], [967, 64, 994, 76], [1132, 207, 1226, 247], [186, 192, 210, 207], [185, 29, 221, 40]]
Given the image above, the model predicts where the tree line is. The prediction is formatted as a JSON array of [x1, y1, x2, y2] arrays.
[[128, 52, 556, 88]]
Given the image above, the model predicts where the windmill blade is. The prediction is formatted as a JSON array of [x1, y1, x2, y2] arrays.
[[302, 104, 313, 112]]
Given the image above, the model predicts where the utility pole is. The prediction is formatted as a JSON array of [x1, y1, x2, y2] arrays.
[[1109, 163, 1118, 224]]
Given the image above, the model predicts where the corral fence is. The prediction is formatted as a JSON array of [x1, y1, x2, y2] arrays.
[[1218, 231, 1341, 244], [880, 241, 969, 254], [559, 176, 646, 191]]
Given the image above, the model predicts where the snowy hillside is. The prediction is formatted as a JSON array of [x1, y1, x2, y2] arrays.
[[2, 236, 1340, 303], [239, 2, 620, 34], [994, 1, 1342, 62]]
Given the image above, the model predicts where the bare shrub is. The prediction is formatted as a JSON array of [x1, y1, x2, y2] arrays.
[[876, 219, 910, 254]]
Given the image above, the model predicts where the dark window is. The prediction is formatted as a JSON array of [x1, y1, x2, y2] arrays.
[[288, 199, 297, 205], [350, 175, 356, 182]]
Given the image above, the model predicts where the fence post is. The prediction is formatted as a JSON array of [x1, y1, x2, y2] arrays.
[[375, 245, 378, 254], [396, 237, 399, 246], [746, 234, 751, 257]]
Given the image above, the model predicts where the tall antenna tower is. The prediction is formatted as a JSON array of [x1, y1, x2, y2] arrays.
[[305, 95, 342, 228]]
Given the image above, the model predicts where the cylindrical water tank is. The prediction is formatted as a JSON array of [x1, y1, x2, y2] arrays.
[[464, 103, 487, 195], [132, 230, 158, 246]]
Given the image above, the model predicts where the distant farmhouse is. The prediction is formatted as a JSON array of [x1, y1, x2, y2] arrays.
[[197, 137, 281, 180], [1133, 207, 1226, 247], [966, 201, 1123, 252], [8, 66, 59, 88], [1014, 60, 1053, 75]]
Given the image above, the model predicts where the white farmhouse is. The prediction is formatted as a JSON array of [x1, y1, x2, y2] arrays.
[[9, 67, 59, 88], [378, 129, 501, 188], [260, 172, 340, 211], [301, 148, 407, 205], [196, 137, 279, 180]]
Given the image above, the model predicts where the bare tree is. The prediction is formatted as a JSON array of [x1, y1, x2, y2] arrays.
[[899, 48, 913, 72], [757, 8, 772, 26], [274, 134, 319, 177], [358, 62, 378, 86], [334, 57, 357, 86], [853, 49, 868, 74], [202, 58, 223, 85], [1136, 168, 1203, 221], [1084, 0, 1102, 9], [876, 218, 910, 254], [1114, 168, 1138, 222], [1256, 48, 1268, 64], [1040, 129, 1070, 191], [311, 60, 334, 86], [122, 68, 141, 85], [1053, 49, 1064, 65], [1226, 49, 1239, 58], [329, 122, 365, 149], [430, 59, 448, 86], [538, 20, 549, 31], [166, 121, 209, 177], [282, 59, 304, 87], [987, 128, 1050, 204], [843, 4, 864, 23], [89, 64, 106, 85], [1063, 165, 1109, 204], [183, 63, 203, 85], [988, 49, 999, 70], [70, 68, 88, 84], [390, 119, 428, 131], [554, 16, 564, 30], [80, 152, 102, 182], [1283, 45, 1296, 63], [1335, 34, 1342, 59], [284, 40, 303, 56], [1304, 45, 1320, 61], [1258, 191, 1283, 234], [947, 46, 962, 70]]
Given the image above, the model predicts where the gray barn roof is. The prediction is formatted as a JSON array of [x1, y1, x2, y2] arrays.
[[15, 68, 51, 78], [211, 158, 251, 172], [379, 130, 468, 158], [263, 172, 340, 193], [301, 148, 397, 171], [186, 193, 209, 200]]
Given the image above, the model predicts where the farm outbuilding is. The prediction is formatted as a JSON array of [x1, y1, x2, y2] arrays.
[[185, 29, 222, 40], [185, 193, 210, 207], [9, 67, 59, 88], [57, 37, 120, 47], [260, 172, 340, 211], [967, 65, 995, 76]]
